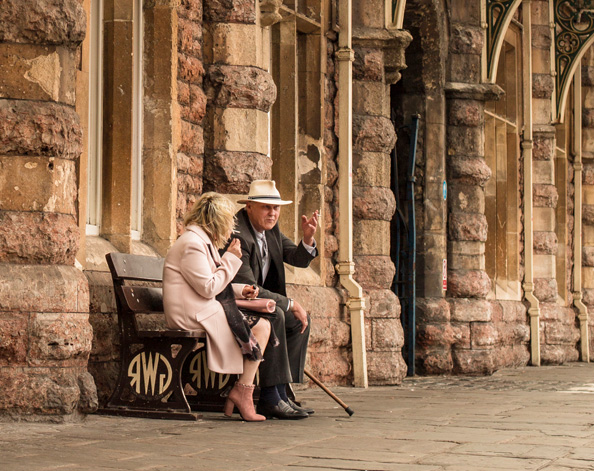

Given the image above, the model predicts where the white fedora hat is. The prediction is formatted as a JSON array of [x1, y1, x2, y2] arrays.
[[237, 180, 293, 205]]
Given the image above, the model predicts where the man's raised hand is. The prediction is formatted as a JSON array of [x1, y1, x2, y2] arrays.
[[301, 209, 319, 246]]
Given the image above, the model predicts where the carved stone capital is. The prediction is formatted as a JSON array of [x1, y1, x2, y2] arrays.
[[352, 27, 412, 85], [445, 82, 504, 101], [259, 0, 282, 27]]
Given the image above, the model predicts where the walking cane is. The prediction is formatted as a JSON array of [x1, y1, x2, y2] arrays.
[[304, 369, 354, 416]]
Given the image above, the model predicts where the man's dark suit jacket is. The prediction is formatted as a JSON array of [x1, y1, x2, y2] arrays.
[[233, 208, 317, 310]]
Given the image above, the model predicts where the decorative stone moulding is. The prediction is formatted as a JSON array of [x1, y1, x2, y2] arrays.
[[554, 0, 594, 121], [259, 0, 282, 27]]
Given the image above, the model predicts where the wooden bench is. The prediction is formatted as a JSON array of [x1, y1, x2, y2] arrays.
[[98, 252, 237, 421]]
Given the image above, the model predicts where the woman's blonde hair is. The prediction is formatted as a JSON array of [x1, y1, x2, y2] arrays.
[[184, 192, 236, 249]]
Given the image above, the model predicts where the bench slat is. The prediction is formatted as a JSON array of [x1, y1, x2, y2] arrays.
[[107, 252, 164, 282], [121, 286, 164, 313]]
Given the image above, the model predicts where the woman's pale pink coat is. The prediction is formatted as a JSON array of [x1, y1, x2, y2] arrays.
[[163, 225, 244, 374]]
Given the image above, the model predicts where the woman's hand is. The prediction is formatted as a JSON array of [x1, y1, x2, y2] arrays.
[[242, 284, 259, 299], [226, 238, 242, 259]]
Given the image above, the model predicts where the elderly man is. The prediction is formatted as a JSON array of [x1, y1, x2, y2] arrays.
[[233, 180, 319, 420]]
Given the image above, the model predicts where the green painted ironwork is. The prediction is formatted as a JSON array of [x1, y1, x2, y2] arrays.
[[486, 0, 517, 80], [554, 0, 594, 119]]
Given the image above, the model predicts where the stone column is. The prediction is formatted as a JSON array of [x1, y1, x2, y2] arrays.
[[202, 0, 274, 198], [0, 0, 96, 419], [581, 51, 594, 357], [351, 1, 410, 384], [444, 2, 499, 375], [531, 0, 579, 363]]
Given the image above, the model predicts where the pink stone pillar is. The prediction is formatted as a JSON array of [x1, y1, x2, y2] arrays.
[[0, 0, 96, 419]]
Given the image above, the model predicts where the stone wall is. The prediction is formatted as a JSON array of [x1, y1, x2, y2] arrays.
[[0, 0, 97, 420], [177, 0, 206, 234]]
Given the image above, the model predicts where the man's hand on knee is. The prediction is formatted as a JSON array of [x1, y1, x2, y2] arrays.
[[290, 300, 309, 334]]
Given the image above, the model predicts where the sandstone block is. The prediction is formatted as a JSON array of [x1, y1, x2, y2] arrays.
[[534, 277, 558, 302], [178, 80, 190, 106], [178, 0, 203, 21], [470, 322, 498, 347], [533, 134, 554, 161], [371, 318, 404, 350], [209, 107, 268, 154], [0, 313, 28, 366], [77, 372, 98, 413], [532, 25, 551, 49], [180, 120, 204, 156], [583, 109, 594, 128], [353, 255, 395, 290], [0, 156, 77, 214], [416, 348, 453, 375], [449, 298, 493, 322], [0, 368, 81, 417], [0, 100, 82, 160], [352, 115, 396, 153], [533, 231, 558, 255], [206, 65, 276, 112], [353, 186, 396, 221], [451, 323, 471, 347], [353, 152, 391, 187], [539, 302, 569, 321], [353, 80, 388, 116], [534, 207, 556, 231], [499, 300, 527, 323], [533, 254, 555, 279], [177, 16, 202, 57], [452, 348, 497, 375], [177, 152, 203, 176], [180, 84, 207, 125], [353, 220, 390, 255], [447, 126, 483, 157], [0, 0, 85, 45], [203, 151, 271, 193], [28, 313, 92, 367], [0, 212, 79, 265], [449, 212, 488, 242], [178, 52, 205, 85], [366, 351, 407, 385], [449, 53, 481, 83], [448, 269, 491, 298], [417, 323, 455, 348], [585, 164, 594, 184], [584, 288, 594, 306], [544, 321, 580, 345], [0, 264, 88, 314], [204, 0, 256, 24], [584, 247, 594, 267], [532, 73, 555, 99], [540, 344, 579, 364], [366, 289, 401, 319], [353, 48, 384, 82], [416, 297, 451, 323], [0, 44, 78, 105], [449, 184, 484, 213], [448, 100, 483, 127], [533, 184, 559, 208], [306, 350, 352, 385], [533, 159, 555, 184], [584, 204, 594, 225]]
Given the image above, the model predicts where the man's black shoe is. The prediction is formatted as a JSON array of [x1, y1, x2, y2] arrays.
[[287, 398, 314, 415], [257, 399, 308, 420]]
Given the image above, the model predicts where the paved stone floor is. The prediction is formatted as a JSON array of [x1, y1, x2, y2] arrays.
[[2, 363, 594, 470]]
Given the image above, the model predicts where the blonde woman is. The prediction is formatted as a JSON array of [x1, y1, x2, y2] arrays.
[[163, 192, 271, 421]]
